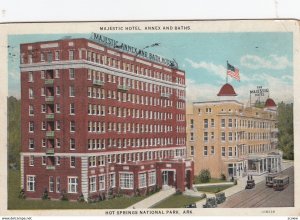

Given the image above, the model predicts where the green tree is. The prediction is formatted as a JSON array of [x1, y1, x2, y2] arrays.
[[277, 102, 294, 160], [7, 96, 21, 169]]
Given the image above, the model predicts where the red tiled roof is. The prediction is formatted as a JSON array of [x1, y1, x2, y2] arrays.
[[265, 98, 276, 107], [217, 83, 237, 96]]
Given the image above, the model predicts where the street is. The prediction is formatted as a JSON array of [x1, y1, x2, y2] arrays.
[[219, 166, 294, 207]]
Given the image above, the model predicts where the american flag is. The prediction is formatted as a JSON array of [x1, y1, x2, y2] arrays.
[[227, 62, 240, 81]]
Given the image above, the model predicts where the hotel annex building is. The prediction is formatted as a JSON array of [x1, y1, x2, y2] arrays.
[[186, 83, 282, 179], [20, 35, 193, 201]]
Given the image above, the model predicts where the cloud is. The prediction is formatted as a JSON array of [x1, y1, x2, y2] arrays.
[[240, 54, 292, 70], [185, 58, 226, 78], [186, 79, 221, 102]]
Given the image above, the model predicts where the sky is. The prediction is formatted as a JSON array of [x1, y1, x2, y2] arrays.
[[8, 32, 293, 104]]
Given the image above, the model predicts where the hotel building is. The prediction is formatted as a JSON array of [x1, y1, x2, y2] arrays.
[[186, 83, 281, 180], [20, 35, 193, 201]]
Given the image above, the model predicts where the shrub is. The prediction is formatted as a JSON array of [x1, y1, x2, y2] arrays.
[[199, 169, 211, 183], [41, 189, 49, 200], [60, 190, 69, 201], [18, 188, 26, 199], [77, 193, 85, 203], [175, 189, 183, 195], [220, 173, 226, 180]]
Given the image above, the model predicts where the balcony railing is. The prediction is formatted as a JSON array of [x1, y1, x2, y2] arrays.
[[271, 128, 279, 133], [45, 79, 54, 85], [45, 96, 54, 102], [271, 138, 278, 143], [46, 131, 54, 138], [93, 79, 104, 86], [161, 93, 171, 98], [46, 148, 55, 154], [117, 85, 130, 91], [46, 165, 55, 170], [46, 113, 54, 120]]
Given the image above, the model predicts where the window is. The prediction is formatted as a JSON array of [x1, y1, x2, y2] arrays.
[[221, 147, 226, 157], [49, 176, 54, 192], [109, 173, 116, 188], [68, 177, 78, 193], [70, 156, 76, 167], [26, 175, 36, 191], [69, 68, 75, 79], [89, 156, 96, 167], [56, 104, 60, 113], [69, 86, 75, 97], [98, 155, 105, 166], [41, 121, 46, 130], [29, 155, 34, 166], [56, 177, 60, 193], [42, 156, 46, 165], [99, 175, 105, 190], [55, 69, 59, 78], [211, 146, 215, 154], [56, 138, 61, 148], [190, 132, 194, 141], [56, 156, 60, 165], [204, 146, 208, 156], [221, 118, 226, 128], [229, 132, 233, 141], [148, 171, 156, 186], [211, 119, 215, 127], [41, 104, 46, 113], [55, 51, 60, 60], [55, 121, 61, 130], [70, 103, 75, 115], [29, 122, 34, 132], [221, 132, 226, 141], [28, 72, 33, 82], [41, 71, 45, 79], [190, 146, 194, 156], [139, 173, 147, 188], [56, 86, 60, 95], [29, 139, 34, 149], [190, 119, 194, 129], [42, 138, 46, 147], [69, 50, 74, 60], [204, 132, 208, 142], [70, 121, 75, 132], [211, 132, 214, 140], [41, 87, 45, 96], [228, 118, 233, 128], [89, 176, 96, 192], [228, 147, 233, 157], [204, 119, 208, 128], [29, 88, 34, 99], [70, 138, 75, 150], [119, 173, 134, 189], [41, 53, 45, 61]]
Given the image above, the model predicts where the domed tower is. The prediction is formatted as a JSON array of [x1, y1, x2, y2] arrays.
[[217, 83, 237, 100], [264, 98, 277, 111]]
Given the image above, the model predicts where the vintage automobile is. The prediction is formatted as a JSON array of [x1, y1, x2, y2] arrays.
[[245, 175, 255, 189], [185, 203, 197, 208]]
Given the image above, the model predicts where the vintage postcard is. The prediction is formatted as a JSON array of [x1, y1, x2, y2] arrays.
[[0, 20, 299, 217]]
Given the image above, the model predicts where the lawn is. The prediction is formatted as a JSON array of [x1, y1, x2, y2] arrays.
[[8, 169, 147, 209], [196, 185, 233, 193], [152, 194, 203, 208], [194, 177, 228, 184]]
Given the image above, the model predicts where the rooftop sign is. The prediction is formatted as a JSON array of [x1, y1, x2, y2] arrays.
[[89, 33, 178, 69]]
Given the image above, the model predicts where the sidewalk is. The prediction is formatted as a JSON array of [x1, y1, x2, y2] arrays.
[[196, 160, 294, 208], [126, 187, 176, 209]]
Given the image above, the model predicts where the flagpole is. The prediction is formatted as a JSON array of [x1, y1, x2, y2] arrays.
[[226, 61, 228, 83]]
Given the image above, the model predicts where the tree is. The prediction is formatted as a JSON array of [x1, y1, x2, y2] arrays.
[[277, 102, 294, 160], [198, 169, 211, 183], [7, 96, 21, 169]]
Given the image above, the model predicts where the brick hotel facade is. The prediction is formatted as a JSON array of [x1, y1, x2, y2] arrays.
[[186, 83, 281, 180], [20, 36, 193, 201]]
